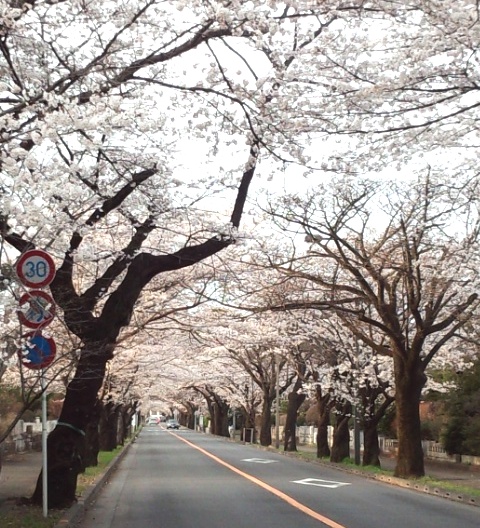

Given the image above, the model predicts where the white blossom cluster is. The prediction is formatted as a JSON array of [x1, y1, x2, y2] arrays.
[[2, 0, 480, 434]]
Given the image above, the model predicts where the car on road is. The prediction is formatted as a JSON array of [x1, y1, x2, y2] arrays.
[[166, 420, 180, 429]]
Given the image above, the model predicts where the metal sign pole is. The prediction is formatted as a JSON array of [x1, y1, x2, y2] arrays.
[[14, 248, 56, 518], [41, 370, 48, 517], [275, 356, 280, 449]]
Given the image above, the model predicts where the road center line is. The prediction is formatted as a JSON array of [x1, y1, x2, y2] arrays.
[[173, 434, 347, 528]]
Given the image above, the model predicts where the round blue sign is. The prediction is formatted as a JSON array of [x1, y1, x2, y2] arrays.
[[19, 332, 56, 370]]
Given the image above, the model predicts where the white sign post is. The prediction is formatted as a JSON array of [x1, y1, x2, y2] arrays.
[[16, 248, 56, 518], [41, 371, 48, 517]]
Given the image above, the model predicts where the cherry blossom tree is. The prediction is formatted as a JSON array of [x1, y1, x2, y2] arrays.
[[4, 0, 480, 504], [276, 1, 480, 181], [310, 319, 394, 466], [192, 312, 295, 446], [282, 342, 312, 452], [1, 1, 269, 506], [127, 318, 253, 435], [164, 281, 316, 447], [261, 174, 480, 478]]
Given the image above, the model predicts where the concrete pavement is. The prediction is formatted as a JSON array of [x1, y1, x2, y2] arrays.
[[0, 444, 132, 527], [0, 450, 42, 503]]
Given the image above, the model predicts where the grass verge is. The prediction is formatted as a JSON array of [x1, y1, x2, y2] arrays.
[[295, 450, 480, 499], [0, 446, 124, 528], [76, 446, 123, 495]]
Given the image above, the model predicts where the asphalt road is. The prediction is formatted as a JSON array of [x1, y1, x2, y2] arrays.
[[79, 426, 480, 528]]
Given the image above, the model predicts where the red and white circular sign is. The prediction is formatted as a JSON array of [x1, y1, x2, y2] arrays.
[[16, 249, 56, 288], [17, 290, 56, 330]]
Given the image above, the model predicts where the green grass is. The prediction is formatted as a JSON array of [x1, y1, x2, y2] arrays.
[[0, 446, 124, 528], [76, 446, 123, 495], [340, 456, 391, 474], [0, 508, 62, 528], [413, 476, 480, 498], [294, 449, 322, 462]]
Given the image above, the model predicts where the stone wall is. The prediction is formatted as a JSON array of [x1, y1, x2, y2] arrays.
[[1, 418, 57, 454]]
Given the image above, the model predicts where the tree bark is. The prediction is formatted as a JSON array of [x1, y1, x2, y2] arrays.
[[360, 392, 394, 467], [99, 401, 119, 452], [394, 356, 426, 478], [259, 397, 273, 446], [83, 401, 100, 468], [199, 389, 229, 437], [183, 402, 198, 430], [283, 389, 306, 452], [213, 398, 230, 438], [315, 387, 332, 458], [330, 401, 351, 463], [362, 421, 381, 467]]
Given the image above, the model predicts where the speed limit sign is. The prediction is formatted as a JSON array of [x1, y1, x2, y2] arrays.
[[16, 249, 56, 288]]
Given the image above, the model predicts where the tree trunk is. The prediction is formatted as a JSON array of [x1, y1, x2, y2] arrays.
[[330, 402, 351, 463], [183, 402, 197, 430], [205, 399, 216, 434], [121, 404, 136, 442], [114, 405, 123, 446], [394, 357, 426, 478], [31, 344, 109, 508], [83, 402, 100, 468], [259, 398, 273, 446], [100, 401, 118, 452], [202, 392, 229, 437], [362, 421, 381, 467], [283, 390, 306, 452], [213, 398, 230, 438], [360, 391, 394, 468], [315, 388, 331, 458]]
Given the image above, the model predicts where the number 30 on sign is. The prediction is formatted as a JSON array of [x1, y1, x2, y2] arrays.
[[16, 249, 56, 288]]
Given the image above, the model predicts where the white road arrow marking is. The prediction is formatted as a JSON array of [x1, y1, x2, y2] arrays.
[[292, 478, 351, 489], [242, 458, 277, 464]]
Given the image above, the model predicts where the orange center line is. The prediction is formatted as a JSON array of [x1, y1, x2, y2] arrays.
[[173, 433, 348, 528]]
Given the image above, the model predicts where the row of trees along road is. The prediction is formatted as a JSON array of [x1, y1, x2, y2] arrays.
[[260, 176, 480, 477], [170, 174, 479, 473], [1, 0, 480, 506]]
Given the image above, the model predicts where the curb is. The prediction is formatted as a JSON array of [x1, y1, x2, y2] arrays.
[[373, 473, 478, 508], [53, 440, 133, 527]]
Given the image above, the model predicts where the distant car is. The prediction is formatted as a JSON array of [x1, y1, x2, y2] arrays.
[[146, 416, 159, 425], [166, 420, 180, 429]]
